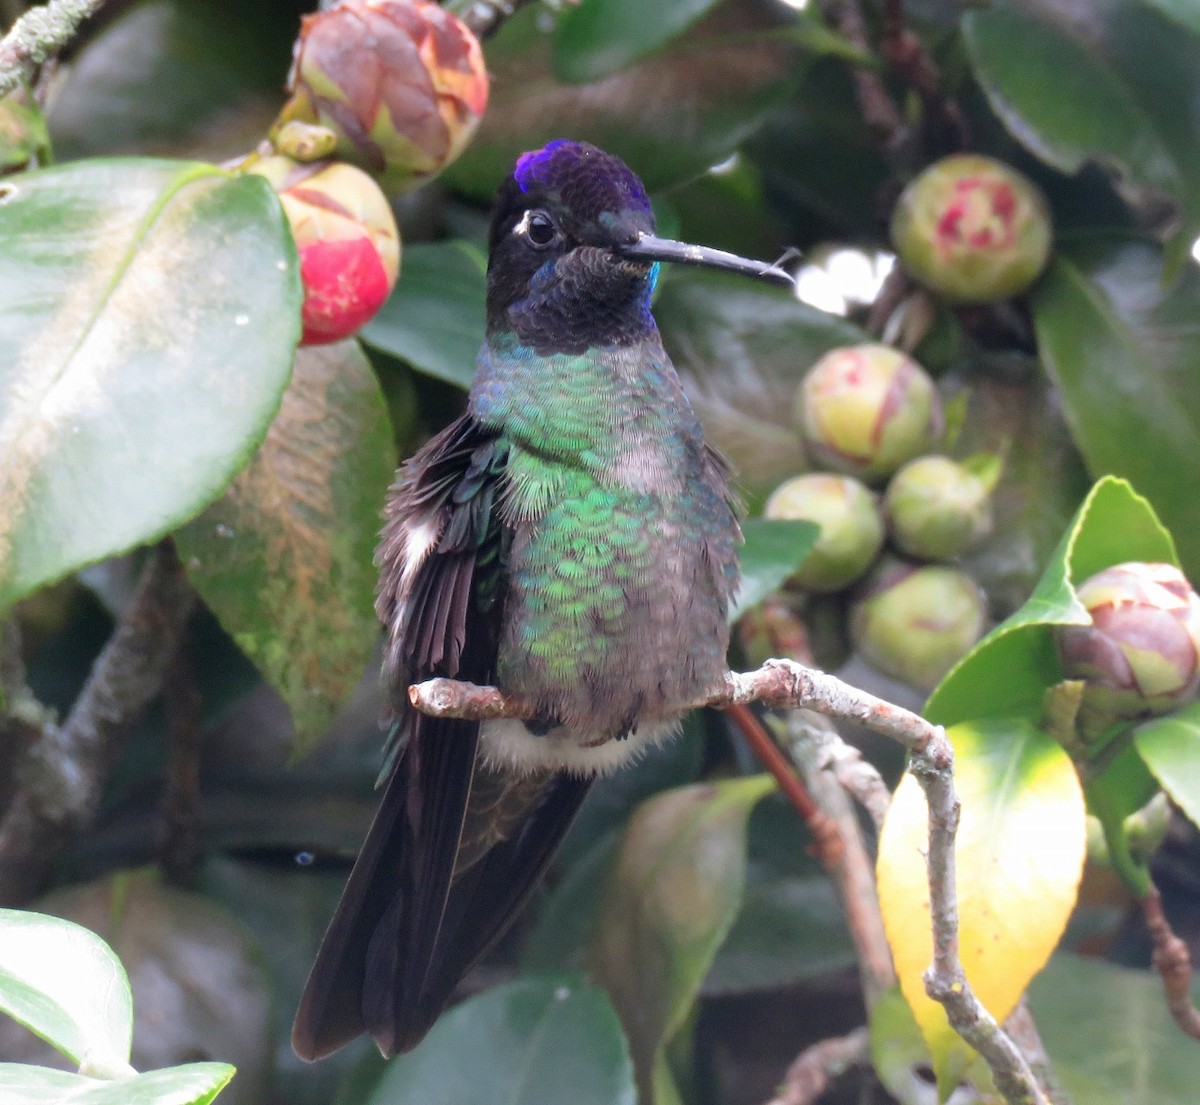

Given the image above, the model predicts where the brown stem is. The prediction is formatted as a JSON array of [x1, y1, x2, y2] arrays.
[[158, 646, 204, 888], [1141, 886, 1200, 1039], [827, 0, 907, 149], [726, 703, 827, 830], [761, 1026, 871, 1105], [0, 542, 195, 903], [778, 710, 896, 1011]]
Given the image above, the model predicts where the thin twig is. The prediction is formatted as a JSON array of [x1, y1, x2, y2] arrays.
[[1140, 886, 1200, 1039], [778, 710, 896, 1011], [0, 542, 195, 903], [410, 658, 1054, 1104], [0, 0, 105, 98], [762, 1026, 871, 1105], [826, 0, 907, 150]]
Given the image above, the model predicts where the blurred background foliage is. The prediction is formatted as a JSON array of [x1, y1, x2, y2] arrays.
[[1, 0, 1200, 1102]]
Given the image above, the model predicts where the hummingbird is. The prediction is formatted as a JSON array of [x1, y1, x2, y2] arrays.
[[292, 139, 793, 1061]]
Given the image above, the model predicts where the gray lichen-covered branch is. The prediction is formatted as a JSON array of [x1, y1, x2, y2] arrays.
[[409, 658, 1054, 1105], [0, 0, 105, 98]]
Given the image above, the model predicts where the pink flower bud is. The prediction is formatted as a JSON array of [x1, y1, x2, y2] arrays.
[[1057, 562, 1200, 719], [277, 0, 489, 194]]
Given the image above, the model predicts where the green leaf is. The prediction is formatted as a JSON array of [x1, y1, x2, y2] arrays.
[[175, 341, 394, 756], [588, 775, 775, 1103], [0, 158, 300, 613], [655, 268, 869, 500], [1142, 0, 1200, 37], [1029, 954, 1200, 1104], [365, 977, 636, 1105], [46, 0, 296, 163], [1031, 235, 1200, 579], [0, 910, 133, 1077], [876, 717, 1086, 1097], [925, 476, 1177, 727], [552, 0, 724, 84], [1134, 700, 1200, 830], [0, 1062, 234, 1105], [733, 519, 819, 621], [360, 241, 487, 389], [443, 3, 801, 198], [963, 5, 1200, 253]]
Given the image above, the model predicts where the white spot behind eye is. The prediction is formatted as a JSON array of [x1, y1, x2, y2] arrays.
[[513, 210, 532, 237]]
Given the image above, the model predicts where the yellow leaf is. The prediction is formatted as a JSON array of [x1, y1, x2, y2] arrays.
[[876, 716, 1086, 1098]]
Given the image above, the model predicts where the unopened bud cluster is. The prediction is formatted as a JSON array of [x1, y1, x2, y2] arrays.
[[233, 0, 489, 345], [747, 341, 1001, 691]]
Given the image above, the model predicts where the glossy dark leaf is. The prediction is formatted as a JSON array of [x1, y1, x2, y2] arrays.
[[443, 2, 802, 199], [588, 776, 774, 1102], [655, 268, 868, 500], [360, 241, 487, 389], [1133, 701, 1200, 830], [964, 5, 1200, 253], [1029, 954, 1200, 1103], [366, 977, 636, 1105], [1031, 235, 1200, 577], [175, 341, 394, 756], [733, 519, 819, 621], [0, 158, 300, 613]]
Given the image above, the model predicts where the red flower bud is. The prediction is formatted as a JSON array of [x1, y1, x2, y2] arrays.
[[252, 156, 401, 346]]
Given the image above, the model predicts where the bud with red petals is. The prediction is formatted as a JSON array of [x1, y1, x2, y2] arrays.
[[276, 0, 489, 194], [890, 154, 1052, 303], [794, 344, 943, 485], [1057, 562, 1200, 720], [252, 156, 401, 346]]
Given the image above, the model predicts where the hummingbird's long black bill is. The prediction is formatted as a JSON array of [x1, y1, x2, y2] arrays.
[[618, 232, 795, 288]]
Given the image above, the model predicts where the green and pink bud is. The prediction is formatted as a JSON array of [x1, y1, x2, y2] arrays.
[[794, 344, 943, 485], [1057, 562, 1200, 720], [851, 560, 987, 690], [884, 453, 999, 562], [252, 156, 401, 346], [890, 154, 1052, 302], [764, 473, 884, 592], [275, 0, 489, 194]]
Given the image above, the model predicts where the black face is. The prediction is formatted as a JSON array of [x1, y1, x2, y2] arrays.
[[485, 141, 660, 349]]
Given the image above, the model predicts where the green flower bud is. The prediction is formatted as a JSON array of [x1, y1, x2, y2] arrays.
[[275, 0, 489, 195], [794, 344, 943, 485], [890, 154, 1053, 303], [1057, 562, 1200, 720], [251, 156, 401, 346], [764, 473, 884, 592], [0, 86, 51, 175], [851, 560, 986, 690], [884, 454, 997, 561]]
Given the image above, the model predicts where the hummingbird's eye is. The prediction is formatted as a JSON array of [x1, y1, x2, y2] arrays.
[[524, 210, 558, 248]]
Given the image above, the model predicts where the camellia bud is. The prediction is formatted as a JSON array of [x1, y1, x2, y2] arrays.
[[276, 0, 489, 194], [1056, 562, 1200, 720], [794, 344, 943, 485], [252, 156, 401, 346], [884, 454, 998, 562], [764, 473, 884, 592], [851, 560, 986, 690], [890, 154, 1053, 302]]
